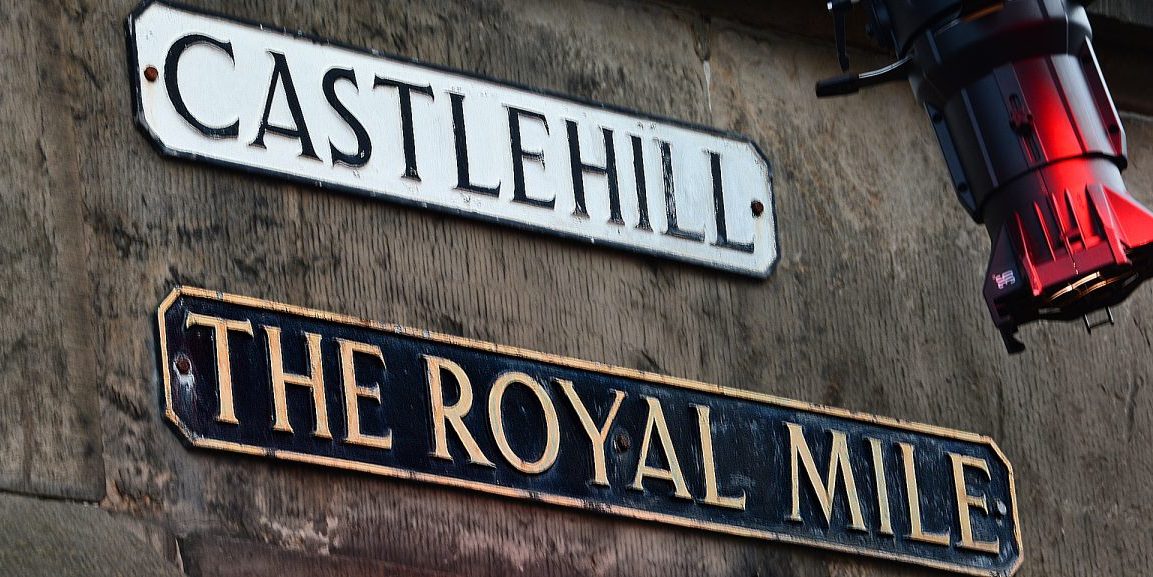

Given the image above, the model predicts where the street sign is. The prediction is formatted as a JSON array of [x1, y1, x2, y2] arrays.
[[128, 1, 778, 277], [158, 287, 1021, 576]]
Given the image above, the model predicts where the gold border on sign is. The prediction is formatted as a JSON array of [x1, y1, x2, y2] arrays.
[[156, 286, 1023, 577]]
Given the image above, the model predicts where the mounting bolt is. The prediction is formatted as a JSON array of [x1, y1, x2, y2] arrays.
[[144, 66, 159, 82], [613, 432, 631, 452], [174, 354, 192, 375], [750, 200, 765, 217]]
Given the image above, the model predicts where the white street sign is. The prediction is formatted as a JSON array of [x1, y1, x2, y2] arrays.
[[129, 1, 778, 277]]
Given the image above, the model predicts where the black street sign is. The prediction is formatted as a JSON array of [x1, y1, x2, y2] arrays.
[[157, 287, 1021, 576]]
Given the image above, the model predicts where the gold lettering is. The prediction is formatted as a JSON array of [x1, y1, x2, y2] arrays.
[[556, 380, 625, 486], [336, 338, 392, 450], [949, 453, 1000, 554], [900, 442, 951, 546], [424, 355, 494, 466], [265, 326, 330, 438], [628, 397, 691, 499], [184, 312, 253, 425], [785, 423, 866, 531], [488, 372, 560, 474], [694, 405, 746, 510], [867, 438, 894, 536]]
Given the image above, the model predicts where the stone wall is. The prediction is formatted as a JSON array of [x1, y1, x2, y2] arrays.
[[1, 1, 1151, 576]]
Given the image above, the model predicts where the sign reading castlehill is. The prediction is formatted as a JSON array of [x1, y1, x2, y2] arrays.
[[127, 1, 777, 277], [157, 288, 1021, 576]]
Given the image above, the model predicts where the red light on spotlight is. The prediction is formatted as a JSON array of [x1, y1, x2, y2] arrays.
[[818, 0, 1153, 352]]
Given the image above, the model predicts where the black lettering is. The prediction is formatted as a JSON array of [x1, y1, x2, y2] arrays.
[[659, 141, 704, 242], [251, 51, 319, 160], [322, 68, 372, 168], [508, 106, 553, 209], [567, 121, 621, 223], [632, 135, 652, 232], [164, 34, 239, 138], [374, 77, 434, 180], [450, 93, 500, 196], [708, 152, 753, 253]]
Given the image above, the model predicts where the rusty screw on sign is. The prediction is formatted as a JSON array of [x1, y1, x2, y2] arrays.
[[144, 66, 159, 82], [613, 432, 631, 453], [750, 199, 765, 217], [174, 353, 192, 376]]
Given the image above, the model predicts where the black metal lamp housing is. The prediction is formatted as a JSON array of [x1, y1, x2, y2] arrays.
[[818, 0, 1153, 353]]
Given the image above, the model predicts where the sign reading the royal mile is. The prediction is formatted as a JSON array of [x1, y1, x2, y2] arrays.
[[127, 1, 777, 277], [158, 287, 1021, 576]]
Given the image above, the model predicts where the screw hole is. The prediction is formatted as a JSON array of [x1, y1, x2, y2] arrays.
[[613, 432, 631, 452], [174, 354, 191, 375]]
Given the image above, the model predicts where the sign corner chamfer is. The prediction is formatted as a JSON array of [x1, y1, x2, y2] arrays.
[[127, 2, 778, 277], [156, 287, 1021, 576]]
